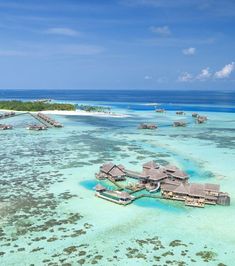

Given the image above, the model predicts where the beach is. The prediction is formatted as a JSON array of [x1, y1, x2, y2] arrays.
[[0, 109, 129, 118]]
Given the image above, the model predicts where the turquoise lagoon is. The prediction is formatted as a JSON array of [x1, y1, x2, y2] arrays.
[[0, 102, 235, 266]]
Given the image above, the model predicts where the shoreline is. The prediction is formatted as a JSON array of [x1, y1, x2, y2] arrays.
[[0, 109, 129, 118]]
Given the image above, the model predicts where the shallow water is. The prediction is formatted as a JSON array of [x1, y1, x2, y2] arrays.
[[0, 101, 235, 266]]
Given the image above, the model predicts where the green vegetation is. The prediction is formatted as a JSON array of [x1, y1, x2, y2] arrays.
[[0, 101, 76, 112], [77, 104, 111, 112]]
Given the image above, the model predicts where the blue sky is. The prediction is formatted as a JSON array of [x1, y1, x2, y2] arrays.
[[0, 0, 234, 90]]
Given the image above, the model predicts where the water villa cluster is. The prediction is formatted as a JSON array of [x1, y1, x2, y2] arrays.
[[95, 161, 230, 208], [37, 113, 63, 128], [0, 111, 63, 131]]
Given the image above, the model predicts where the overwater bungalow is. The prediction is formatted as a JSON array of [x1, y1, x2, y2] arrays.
[[145, 169, 167, 192], [138, 123, 157, 129], [168, 169, 189, 182], [0, 112, 15, 119], [143, 161, 160, 173], [161, 182, 230, 207], [176, 111, 185, 115], [95, 161, 230, 208], [0, 124, 13, 130], [96, 162, 126, 181], [37, 113, 63, 127], [155, 109, 165, 113], [94, 185, 134, 205], [196, 115, 207, 124], [173, 121, 187, 127], [4, 111, 15, 117], [27, 124, 47, 131], [163, 164, 180, 173]]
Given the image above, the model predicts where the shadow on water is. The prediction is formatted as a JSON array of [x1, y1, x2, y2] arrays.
[[133, 197, 186, 213]]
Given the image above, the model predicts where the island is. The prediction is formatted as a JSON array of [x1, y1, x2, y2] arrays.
[[0, 100, 76, 112]]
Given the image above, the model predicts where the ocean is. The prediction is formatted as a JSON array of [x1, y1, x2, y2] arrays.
[[0, 89, 235, 266]]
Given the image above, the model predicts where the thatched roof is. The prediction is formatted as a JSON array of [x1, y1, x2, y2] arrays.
[[148, 169, 168, 181], [109, 167, 125, 177], [204, 183, 220, 192], [101, 162, 115, 173], [100, 163, 125, 177], [94, 184, 106, 191], [143, 161, 159, 170], [170, 170, 188, 180], [188, 183, 205, 197], [118, 191, 132, 199], [162, 178, 181, 186], [173, 183, 189, 195], [164, 164, 179, 173], [161, 183, 178, 192], [117, 164, 125, 171]]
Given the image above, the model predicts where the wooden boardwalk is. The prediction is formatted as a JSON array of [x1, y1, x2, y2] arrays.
[[28, 113, 52, 128]]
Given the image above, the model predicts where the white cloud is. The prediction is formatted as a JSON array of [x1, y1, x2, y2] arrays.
[[182, 47, 196, 55], [214, 62, 234, 78], [196, 67, 211, 80], [144, 75, 152, 80], [178, 72, 193, 82], [45, 27, 80, 37], [150, 25, 171, 36]]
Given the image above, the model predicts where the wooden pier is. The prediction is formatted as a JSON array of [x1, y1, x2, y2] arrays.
[[37, 113, 63, 128]]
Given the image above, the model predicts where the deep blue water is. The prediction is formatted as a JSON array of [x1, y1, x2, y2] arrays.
[[1, 89, 235, 112]]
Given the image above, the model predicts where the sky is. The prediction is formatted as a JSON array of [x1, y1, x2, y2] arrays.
[[0, 0, 234, 90]]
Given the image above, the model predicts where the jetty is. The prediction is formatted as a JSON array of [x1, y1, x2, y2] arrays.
[[95, 161, 230, 208], [0, 111, 63, 130], [37, 113, 63, 128]]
